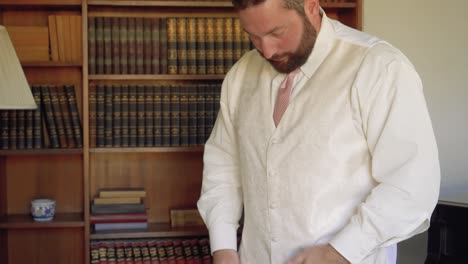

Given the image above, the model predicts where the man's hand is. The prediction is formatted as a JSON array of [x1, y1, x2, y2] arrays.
[[286, 244, 350, 264], [213, 249, 240, 264]]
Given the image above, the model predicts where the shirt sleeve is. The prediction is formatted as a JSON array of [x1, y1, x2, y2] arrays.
[[197, 75, 243, 254], [329, 44, 441, 263]]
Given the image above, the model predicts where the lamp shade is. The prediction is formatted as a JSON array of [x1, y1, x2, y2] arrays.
[[0, 25, 37, 109]]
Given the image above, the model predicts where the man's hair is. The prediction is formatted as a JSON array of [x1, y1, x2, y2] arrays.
[[232, 0, 305, 17]]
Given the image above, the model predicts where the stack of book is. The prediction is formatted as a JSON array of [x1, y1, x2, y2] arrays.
[[91, 188, 148, 232]]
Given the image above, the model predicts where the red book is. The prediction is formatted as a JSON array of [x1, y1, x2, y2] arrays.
[[90, 213, 148, 224]]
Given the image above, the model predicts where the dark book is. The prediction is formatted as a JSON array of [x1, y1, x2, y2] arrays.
[[182, 240, 195, 264], [156, 240, 169, 264], [232, 18, 242, 63], [161, 86, 171, 147], [186, 18, 197, 75], [205, 18, 215, 75], [104, 84, 114, 147], [212, 83, 221, 119], [7, 111, 17, 149], [103, 17, 113, 74], [173, 240, 186, 264], [90, 241, 100, 264], [94, 222, 148, 232], [115, 241, 126, 264], [31, 85, 42, 149], [132, 240, 144, 264], [49, 85, 68, 148], [153, 85, 163, 147], [141, 241, 151, 264], [25, 108, 34, 149], [190, 239, 202, 264], [95, 17, 105, 74], [120, 17, 129, 74], [144, 86, 154, 147], [223, 17, 234, 73], [143, 18, 153, 74], [89, 85, 97, 147], [90, 213, 148, 224], [176, 17, 188, 75], [16, 110, 25, 149], [96, 85, 106, 147], [64, 85, 83, 147], [128, 17, 137, 74], [165, 240, 177, 264], [58, 85, 76, 148], [98, 240, 108, 264], [214, 18, 225, 75], [136, 85, 146, 147], [0, 111, 7, 149], [113, 85, 122, 147], [124, 241, 135, 264], [128, 85, 138, 147], [147, 239, 160, 264], [91, 203, 146, 214], [88, 16, 96, 74], [159, 18, 168, 74], [112, 16, 121, 74], [195, 18, 206, 75], [121, 85, 129, 147], [40, 85, 60, 148], [151, 18, 160, 74], [199, 238, 212, 264], [204, 84, 214, 142], [167, 17, 178, 74], [187, 84, 198, 146], [241, 29, 252, 56], [135, 17, 145, 74], [170, 85, 180, 146], [107, 240, 117, 264], [196, 84, 206, 145], [179, 85, 189, 146]]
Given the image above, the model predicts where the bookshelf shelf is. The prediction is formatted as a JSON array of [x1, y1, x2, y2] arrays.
[[89, 74, 225, 81], [0, 149, 83, 156], [88, 0, 233, 8], [22, 61, 82, 68], [0, 0, 81, 6], [90, 223, 208, 240], [90, 146, 204, 153], [0, 213, 84, 229]]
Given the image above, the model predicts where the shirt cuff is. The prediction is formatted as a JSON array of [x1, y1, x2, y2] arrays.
[[329, 223, 377, 263], [208, 223, 239, 254]]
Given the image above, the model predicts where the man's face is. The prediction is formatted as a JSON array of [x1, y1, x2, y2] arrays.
[[239, 0, 318, 73]]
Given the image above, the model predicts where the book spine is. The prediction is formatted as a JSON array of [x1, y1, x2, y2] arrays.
[[31, 85, 43, 149], [188, 84, 198, 146], [182, 240, 195, 264], [16, 110, 25, 149], [25, 108, 34, 149], [173, 240, 186, 264], [159, 18, 168, 74], [153, 85, 163, 147], [128, 17, 137, 74], [112, 17, 121, 74], [65, 85, 83, 147], [151, 18, 160, 74], [58, 85, 76, 148], [147, 240, 161, 264], [196, 84, 206, 145], [179, 85, 189, 147], [190, 239, 202, 264], [143, 18, 153, 74], [195, 18, 206, 75], [96, 85, 105, 147], [132, 241, 144, 264], [95, 17, 105, 74], [161, 86, 171, 147], [113, 85, 122, 147], [204, 84, 214, 142], [205, 18, 215, 75], [167, 17, 178, 74], [176, 17, 188, 75], [170, 85, 180, 146], [120, 17, 129, 74], [103, 17, 113, 74], [241, 29, 252, 56], [232, 18, 242, 63], [145, 86, 154, 147], [214, 18, 225, 75], [50, 85, 68, 147], [121, 85, 129, 147], [41, 85, 60, 148], [187, 18, 197, 75], [115, 241, 126, 264], [88, 16, 96, 74], [135, 17, 145, 74], [156, 240, 169, 264], [89, 85, 97, 147], [223, 17, 234, 73], [128, 85, 138, 147], [104, 85, 114, 147], [8, 111, 16, 149], [136, 85, 146, 147]]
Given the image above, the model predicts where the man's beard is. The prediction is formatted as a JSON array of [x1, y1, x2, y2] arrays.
[[267, 17, 317, 73]]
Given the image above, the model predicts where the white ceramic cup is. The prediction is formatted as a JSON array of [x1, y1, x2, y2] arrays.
[[31, 199, 56, 221]]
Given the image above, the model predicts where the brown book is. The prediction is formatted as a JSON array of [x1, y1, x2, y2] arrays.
[[48, 15, 59, 61], [195, 18, 206, 75], [233, 18, 242, 62], [99, 188, 146, 198], [214, 18, 225, 75], [88, 16, 97, 74], [64, 85, 83, 147], [93, 197, 141, 205], [170, 209, 204, 227], [49, 85, 68, 147], [103, 17, 113, 74], [40, 85, 60, 148], [223, 17, 234, 73], [205, 18, 215, 75], [143, 18, 153, 74], [89, 85, 97, 147], [176, 17, 188, 74], [187, 18, 197, 75], [135, 17, 145, 74], [151, 18, 160, 74], [57, 86, 76, 148], [128, 17, 137, 74], [167, 17, 178, 74], [112, 17, 121, 74], [95, 17, 105, 74], [119, 17, 129, 74]]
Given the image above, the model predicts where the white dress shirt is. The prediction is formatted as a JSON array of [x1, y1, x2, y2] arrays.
[[197, 11, 440, 264]]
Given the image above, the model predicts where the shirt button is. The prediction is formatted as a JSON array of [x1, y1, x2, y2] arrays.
[[268, 171, 277, 177], [271, 138, 279, 144]]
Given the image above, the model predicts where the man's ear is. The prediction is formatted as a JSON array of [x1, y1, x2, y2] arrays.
[[304, 0, 320, 20]]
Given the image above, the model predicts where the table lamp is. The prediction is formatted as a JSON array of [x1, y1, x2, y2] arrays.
[[0, 25, 37, 110]]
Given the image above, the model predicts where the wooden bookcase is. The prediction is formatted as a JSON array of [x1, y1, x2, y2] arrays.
[[0, 0, 361, 263]]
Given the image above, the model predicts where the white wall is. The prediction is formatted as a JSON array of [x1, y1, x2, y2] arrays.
[[363, 0, 468, 202]]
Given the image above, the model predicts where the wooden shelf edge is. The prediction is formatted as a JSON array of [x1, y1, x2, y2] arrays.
[[0, 148, 83, 156], [90, 146, 204, 153], [89, 74, 225, 81], [0, 0, 81, 6], [88, 0, 232, 8], [90, 223, 208, 240], [0, 213, 84, 229], [22, 61, 82, 68]]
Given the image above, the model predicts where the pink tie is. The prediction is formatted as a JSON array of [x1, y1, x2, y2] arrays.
[[273, 69, 299, 126]]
